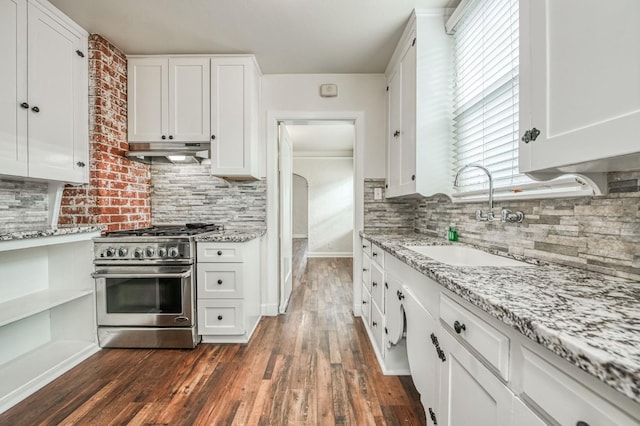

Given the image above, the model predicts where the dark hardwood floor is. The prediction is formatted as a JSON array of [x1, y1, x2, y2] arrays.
[[0, 239, 425, 425]]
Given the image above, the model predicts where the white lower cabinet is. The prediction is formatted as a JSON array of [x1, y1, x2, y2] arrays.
[[196, 238, 261, 343], [402, 283, 438, 423], [361, 237, 640, 426], [0, 232, 100, 414], [437, 327, 514, 426]]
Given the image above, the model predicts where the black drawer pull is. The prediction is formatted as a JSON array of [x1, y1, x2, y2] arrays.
[[217, 250, 223, 256], [217, 279, 223, 285], [217, 315, 223, 320], [454, 320, 466, 334]]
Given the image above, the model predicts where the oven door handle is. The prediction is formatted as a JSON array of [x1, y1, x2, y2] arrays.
[[91, 271, 192, 279]]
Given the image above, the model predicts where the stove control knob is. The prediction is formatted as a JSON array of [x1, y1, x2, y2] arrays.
[[104, 247, 115, 257], [117, 247, 128, 257], [145, 247, 155, 257], [157, 247, 167, 258], [134, 248, 144, 258], [168, 247, 180, 258]]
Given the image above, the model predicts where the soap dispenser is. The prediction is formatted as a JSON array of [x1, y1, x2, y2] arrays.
[[447, 224, 458, 242]]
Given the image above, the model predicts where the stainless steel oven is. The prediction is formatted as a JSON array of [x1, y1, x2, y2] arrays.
[[92, 224, 222, 349]]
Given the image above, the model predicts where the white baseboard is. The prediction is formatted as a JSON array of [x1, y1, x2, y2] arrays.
[[307, 251, 353, 258], [292, 234, 308, 239], [262, 303, 279, 316]]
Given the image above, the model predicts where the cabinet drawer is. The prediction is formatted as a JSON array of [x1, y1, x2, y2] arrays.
[[371, 302, 384, 356], [362, 253, 371, 287], [197, 264, 243, 298], [370, 262, 384, 312], [440, 294, 510, 380], [362, 239, 372, 257], [521, 347, 638, 426], [197, 300, 244, 335], [197, 243, 244, 262], [371, 243, 385, 267]]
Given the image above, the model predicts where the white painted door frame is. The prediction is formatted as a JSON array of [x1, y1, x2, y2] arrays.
[[278, 123, 293, 313], [264, 110, 365, 317]]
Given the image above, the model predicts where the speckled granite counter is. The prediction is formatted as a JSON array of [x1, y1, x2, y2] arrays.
[[361, 231, 640, 404], [0, 225, 104, 241], [195, 227, 266, 243]]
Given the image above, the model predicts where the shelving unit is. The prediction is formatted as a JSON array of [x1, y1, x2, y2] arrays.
[[0, 231, 100, 414]]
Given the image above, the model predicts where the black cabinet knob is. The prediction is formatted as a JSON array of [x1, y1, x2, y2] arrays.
[[372, 321, 377, 327], [396, 290, 404, 300], [20, 102, 29, 109], [393, 130, 400, 138], [75, 49, 85, 58], [362, 300, 367, 304], [217, 250, 222, 256], [211, 134, 216, 140], [428, 408, 438, 425], [411, 174, 416, 181], [372, 252, 378, 257], [384, 327, 388, 334], [76, 161, 86, 167], [372, 281, 377, 287], [362, 268, 368, 272], [384, 282, 388, 289], [168, 135, 174, 140], [161, 135, 167, 140], [217, 279, 223, 285], [576, 422, 590, 426], [385, 184, 388, 189], [217, 315, 223, 320], [453, 320, 466, 334], [31, 106, 39, 113]]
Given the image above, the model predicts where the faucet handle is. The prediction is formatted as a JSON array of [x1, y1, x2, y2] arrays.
[[501, 209, 525, 223]]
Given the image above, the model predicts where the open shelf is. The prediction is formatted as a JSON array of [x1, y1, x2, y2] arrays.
[[0, 340, 99, 413], [0, 231, 100, 253], [0, 289, 93, 328]]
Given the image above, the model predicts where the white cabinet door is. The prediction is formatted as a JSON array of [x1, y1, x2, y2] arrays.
[[0, 0, 28, 178], [27, 1, 88, 183], [128, 58, 169, 142], [519, 0, 640, 175], [437, 328, 513, 426], [168, 57, 210, 142], [210, 56, 261, 179], [386, 66, 401, 197], [398, 36, 417, 195], [402, 284, 438, 425]]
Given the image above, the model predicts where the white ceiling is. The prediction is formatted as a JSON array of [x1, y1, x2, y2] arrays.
[[286, 123, 355, 157], [48, 0, 459, 74]]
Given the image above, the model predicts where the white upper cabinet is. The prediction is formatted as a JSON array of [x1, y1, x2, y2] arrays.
[[0, 0, 88, 184], [385, 11, 452, 198], [0, 0, 28, 177], [128, 57, 210, 143], [210, 56, 262, 179], [519, 0, 640, 177]]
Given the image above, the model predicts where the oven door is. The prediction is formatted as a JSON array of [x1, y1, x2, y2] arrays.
[[93, 265, 194, 327]]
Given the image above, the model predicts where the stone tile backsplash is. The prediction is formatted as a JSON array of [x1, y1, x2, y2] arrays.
[[0, 178, 50, 232], [364, 171, 640, 281], [151, 163, 266, 228]]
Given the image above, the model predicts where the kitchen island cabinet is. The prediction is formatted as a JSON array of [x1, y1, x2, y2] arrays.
[[0, 228, 100, 414], [0, 0, 89, 184]]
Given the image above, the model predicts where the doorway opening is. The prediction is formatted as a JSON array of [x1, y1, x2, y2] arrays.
[[277, 119, 357, 313]]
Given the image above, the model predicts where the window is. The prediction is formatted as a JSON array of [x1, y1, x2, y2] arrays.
[[451, 0, 526, 194]]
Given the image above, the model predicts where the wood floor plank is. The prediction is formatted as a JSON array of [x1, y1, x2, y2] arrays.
[[0, 238, 425, 426]]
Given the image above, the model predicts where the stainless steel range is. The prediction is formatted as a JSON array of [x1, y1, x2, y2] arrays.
[[92, 223, 222, 348]]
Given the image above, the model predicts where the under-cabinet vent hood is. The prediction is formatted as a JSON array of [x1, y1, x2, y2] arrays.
[[126, 142, 210, 164]]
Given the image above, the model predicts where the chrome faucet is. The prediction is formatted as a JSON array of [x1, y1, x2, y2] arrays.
[[453, 164, 497, 222], [453, 164, 525, 223]]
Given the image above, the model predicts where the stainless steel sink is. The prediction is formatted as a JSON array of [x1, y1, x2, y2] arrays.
[[404, 245, 529, 267]]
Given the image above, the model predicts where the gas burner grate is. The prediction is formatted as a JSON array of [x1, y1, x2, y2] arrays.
[[106, 223, 223, 237]]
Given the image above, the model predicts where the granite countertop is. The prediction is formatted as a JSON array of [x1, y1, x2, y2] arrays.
[[361, 231, 640, 405], [0, 225, 104, 241], [195, 226, 266, 243]]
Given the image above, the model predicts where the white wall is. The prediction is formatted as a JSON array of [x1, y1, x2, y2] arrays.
[[293, 158, 353, 257], [292, 174, 308, 238], [262, 74, 386, 178]]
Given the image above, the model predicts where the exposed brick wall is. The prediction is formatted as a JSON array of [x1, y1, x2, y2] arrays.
[[58, 34, 151, 232]]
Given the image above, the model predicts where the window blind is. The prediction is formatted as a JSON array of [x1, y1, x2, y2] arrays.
[[451, 0, 530, 193]]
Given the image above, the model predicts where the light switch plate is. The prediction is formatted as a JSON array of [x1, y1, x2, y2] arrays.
[[374, 187, 383, 200]]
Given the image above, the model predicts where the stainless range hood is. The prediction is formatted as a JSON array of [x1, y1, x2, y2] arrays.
[[126, 142, 210, 164]]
